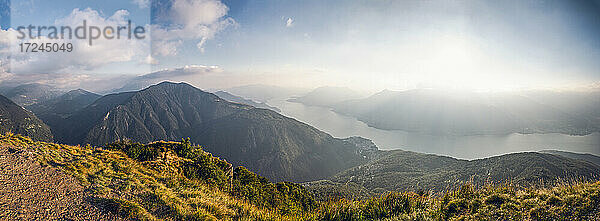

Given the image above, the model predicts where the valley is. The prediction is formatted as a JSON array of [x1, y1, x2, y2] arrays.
[[2, 0, 599, 219], [0, 82, 599, 221]]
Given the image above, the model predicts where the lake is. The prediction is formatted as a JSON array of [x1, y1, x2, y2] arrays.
[[267, 99, 600, 159]]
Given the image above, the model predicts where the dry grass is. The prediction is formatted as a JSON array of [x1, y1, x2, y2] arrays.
[[0, 133, 282, 220], [2, 132, 599, 221]]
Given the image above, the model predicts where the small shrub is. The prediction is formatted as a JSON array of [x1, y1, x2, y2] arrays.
[[94, 197, 152, 220], [485, 194, 507, 207], [546, 195, 562, 206], [106, 140, 160, 161]]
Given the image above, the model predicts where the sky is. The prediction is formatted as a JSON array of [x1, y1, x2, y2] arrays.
[[1, 0, 600, 92]]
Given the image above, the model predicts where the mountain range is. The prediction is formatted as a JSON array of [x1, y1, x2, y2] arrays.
[[2, 81, 599, 193], [213, 90, 281, 112], [43, 82, 372, 182], [28, 89, 101, 135], [0, 83, 64, 107], [331, 89, 600, 135], [288, 86, 366, 107], [224, 84, 309, 102]]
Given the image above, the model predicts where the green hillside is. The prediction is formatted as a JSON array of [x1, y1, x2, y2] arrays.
[[2, 133, 599, 220], [541, 150, 600, 166], [326, 149, 600, 194]]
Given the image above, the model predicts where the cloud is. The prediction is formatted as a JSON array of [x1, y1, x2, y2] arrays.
[[286, 17, 294, 27], [0, 27, 17, 78], [116, 65, 224, 92], [151, 0, 235, 56], [132, 0, 150, 8], [8, 8, 150, 74], [0, 65, 225, 93], [143, 55, 159, 65], [0, 62, 13, 82], [0, 71, 94, 89], [151, 36, 182, 56], [138, 65, 223, 80]]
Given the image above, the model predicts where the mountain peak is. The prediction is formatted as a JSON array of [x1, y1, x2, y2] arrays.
[[154, 81, 192, 87], [52, 83, 369, 182], [64, 89, 94, 96], [142, 81, 204, 92]]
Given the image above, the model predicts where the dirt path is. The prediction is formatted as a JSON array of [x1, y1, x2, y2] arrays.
[[0, 145, 121, 221]]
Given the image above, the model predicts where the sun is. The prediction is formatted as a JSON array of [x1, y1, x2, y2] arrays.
[[423, 35, 506, 91]]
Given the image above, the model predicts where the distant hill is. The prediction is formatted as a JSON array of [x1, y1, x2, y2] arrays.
[[0, 83, 64, 107], [323, 150, 600, 193], [333, 89, 599, 135], [28, 89, 101, 139], [541, 150, 600, 166], [214, 90, 281, 112], [288, 86, 366, 107], [225, 84, 309, 102], [53, 91, 137, 144], [51, 82, 373, 182], [523, 91, 600, 122], [0, 94, 53, 141], [29, 89, 101, 118]]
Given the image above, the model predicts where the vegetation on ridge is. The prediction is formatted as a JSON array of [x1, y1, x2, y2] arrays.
[[1, 133, 599, 220], [0, 95, 53, 142]]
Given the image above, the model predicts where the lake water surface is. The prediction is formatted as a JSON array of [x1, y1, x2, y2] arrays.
[[268, 99, 600, 159]]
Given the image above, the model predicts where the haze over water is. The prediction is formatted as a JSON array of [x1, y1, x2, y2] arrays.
[[268, 98, 600, 159]]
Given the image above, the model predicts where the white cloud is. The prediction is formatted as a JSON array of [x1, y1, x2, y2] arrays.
[[0, 61, 13, 82], [152, 38, 182, 56], [144, 55, 159, 65], [286, 18, 294, 27], [132, 0, 150, 9], [152, 0, 235, 56], [171, 0, 229, 27], [0, 65, 226, 93], [139, 65, 223, 80], [0, 71, 93, 89], [0, 27, 16, 45], [116, 65, 224, 91], [8, 8, 150, 74]]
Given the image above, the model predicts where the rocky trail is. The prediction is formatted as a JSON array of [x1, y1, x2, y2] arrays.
[[0, 144, 120, 220]]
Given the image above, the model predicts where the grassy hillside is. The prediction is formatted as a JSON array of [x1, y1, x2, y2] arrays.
[[2, 133, 599, 220], [1, 133, 308, 220], [327, 149, 600, 194]]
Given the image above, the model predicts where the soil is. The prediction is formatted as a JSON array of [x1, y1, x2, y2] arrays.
[[0, 144, 121, 220]]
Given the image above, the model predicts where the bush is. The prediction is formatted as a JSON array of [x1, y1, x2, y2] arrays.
[[485, 193, 507, 207], [232, 166, 316, 215], [104, 138, 316, 216], [183, 152, 230, 187], [105, 140, 160, 161]]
